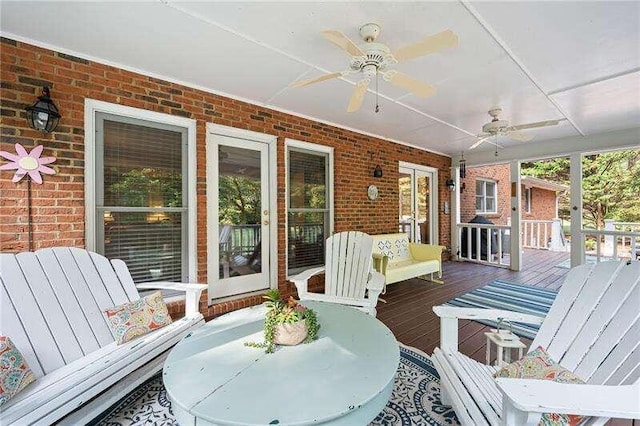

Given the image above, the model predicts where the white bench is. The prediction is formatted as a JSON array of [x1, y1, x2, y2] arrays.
[[432, 260, 640, 425], [371, 233, 445, 291], [0, 247, 206, 425]]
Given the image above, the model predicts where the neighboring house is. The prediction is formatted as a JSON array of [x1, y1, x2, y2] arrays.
[[460, 164, 567, 225]]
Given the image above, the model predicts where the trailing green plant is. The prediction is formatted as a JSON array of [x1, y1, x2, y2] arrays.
[[245, 289, 320, 353]]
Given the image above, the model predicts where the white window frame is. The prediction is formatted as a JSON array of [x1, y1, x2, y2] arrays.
[[84, 99, 197, 288], [285, 139, 334, 277], [524, 187, 532, 213], [475, 178, 498, 214]]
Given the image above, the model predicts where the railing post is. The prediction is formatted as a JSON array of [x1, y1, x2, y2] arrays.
[[549, 219, 565, 252], [604, 219, 615, 257]]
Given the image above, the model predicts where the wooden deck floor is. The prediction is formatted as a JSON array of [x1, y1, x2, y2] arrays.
[[376, 248, 571, 363]]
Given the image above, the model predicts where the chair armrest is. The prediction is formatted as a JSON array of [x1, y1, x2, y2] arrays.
[[433, 305, 544, 325], [497, 379, 640, 419], [409, 243, 445, 261], [372, 253, 389, 275], [136, 282, 206, 318], [288, 266, 325, 298]]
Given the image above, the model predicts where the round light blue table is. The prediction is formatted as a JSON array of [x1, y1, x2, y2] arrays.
[[163, 300, 399, 425]]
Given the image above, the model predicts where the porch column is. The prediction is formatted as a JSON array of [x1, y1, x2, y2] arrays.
[[510, 161, 522, 271], [570, 153, 584, 267], [450, 166, 460, 261], [604, 219, 615, 257]]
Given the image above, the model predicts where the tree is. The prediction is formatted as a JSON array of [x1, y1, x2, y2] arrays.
[[218, 175, 261, 225], [521, 149, 640, 229]]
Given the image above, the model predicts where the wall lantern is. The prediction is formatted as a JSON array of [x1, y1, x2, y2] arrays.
[[25, 86, 61, 133], [373, 164, 383, 178], [445, 179, 456, 191]]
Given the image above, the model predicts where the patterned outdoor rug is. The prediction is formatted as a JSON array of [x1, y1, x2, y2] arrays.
[[443, 279, 557, 340], [89, 344, 458, 426]]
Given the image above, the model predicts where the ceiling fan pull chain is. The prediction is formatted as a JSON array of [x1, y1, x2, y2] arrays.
[[375, 68, 380, 113]]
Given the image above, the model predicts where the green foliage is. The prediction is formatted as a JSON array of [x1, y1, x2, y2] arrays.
[[521, 149, 640, 229], [219, 175, 261, 225], [245, 289, 321, 353], [108, 168, 182, 208]]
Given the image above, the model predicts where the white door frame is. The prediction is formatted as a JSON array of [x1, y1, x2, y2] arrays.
[[206, 123, 277, 303], [399, 161, 439, 245]]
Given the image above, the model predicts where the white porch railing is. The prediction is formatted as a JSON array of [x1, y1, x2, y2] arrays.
[[457, 223, 511, 268], [520, 219, 567, 251], [581, 228, 640, 262]]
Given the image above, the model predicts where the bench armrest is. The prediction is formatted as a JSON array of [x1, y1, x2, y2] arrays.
[[136, 282, 206, 317], [497, 379, 640, 419], [372, 252, 389, 275], [409, 243, 445, 261]]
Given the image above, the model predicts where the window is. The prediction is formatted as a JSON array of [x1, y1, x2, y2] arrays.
[[476, 178, 497, 214], [286, 140, 333, 274], [524, 188, 532, 213], [86, 101, 196, 291]]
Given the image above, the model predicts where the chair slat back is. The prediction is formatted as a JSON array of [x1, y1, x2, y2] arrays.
[[324, 231, 373, 299], [0, 248, 140, 377], [533, 261, 640, 385]]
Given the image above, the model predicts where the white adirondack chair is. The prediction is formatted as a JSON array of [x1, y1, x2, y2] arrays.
[[289, 231, 385, 316], [0, 247, 206, 425], [431, 260, 640, 425]]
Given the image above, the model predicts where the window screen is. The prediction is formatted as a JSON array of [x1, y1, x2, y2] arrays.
[[287, 148, 329, 272], [96, 114, 188, 285]]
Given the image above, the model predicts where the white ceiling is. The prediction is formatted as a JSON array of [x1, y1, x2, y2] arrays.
[[1, 1, 639, 157]]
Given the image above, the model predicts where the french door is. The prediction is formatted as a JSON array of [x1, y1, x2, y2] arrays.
[[207, 126, 276, 300], [398, 162, 438, 244]]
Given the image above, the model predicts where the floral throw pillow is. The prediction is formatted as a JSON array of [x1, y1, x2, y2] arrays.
[[494, 346, 585, 426], [105, 291, 172, 345], [0, 336, 36, 407]]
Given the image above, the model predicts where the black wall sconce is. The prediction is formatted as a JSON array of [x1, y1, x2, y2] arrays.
[[446, 179, 456, 191], [25, 86, 61, 133], [368, 151, 383, 178]]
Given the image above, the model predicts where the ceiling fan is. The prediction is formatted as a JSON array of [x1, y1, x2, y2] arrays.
[[292, 23, 458, 113], [469, 107, 563, 150]]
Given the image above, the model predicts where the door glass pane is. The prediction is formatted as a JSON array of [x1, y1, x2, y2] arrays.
[[416, 174, 430, 244], [399, 172, 412, 237], [218, 145, 262, 279]]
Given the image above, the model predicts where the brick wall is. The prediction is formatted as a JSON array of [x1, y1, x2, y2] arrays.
[[460, 164, 511, 225], [0, 38, 452, 320], [460, 164, 559, 226], [523, 186, 558, 221]]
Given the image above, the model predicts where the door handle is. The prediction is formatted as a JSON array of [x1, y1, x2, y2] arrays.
[[263, 220, 269, 225]]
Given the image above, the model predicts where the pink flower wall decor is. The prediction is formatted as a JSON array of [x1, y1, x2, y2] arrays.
[[0, 143, 56, 184]]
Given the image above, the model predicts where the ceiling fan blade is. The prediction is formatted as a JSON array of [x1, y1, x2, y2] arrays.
[[384, 71, 436, 98], [291, 72, 342, 88], [321, 30, 365, 57], [510, 119, 562, 131], [469, 136, 490, 150], [392, 29, 458, 63], [347, 79, 370, 113], [508, 130, 533, 141]]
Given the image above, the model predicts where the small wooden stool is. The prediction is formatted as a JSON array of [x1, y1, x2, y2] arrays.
[[484, 330, 526, 367]]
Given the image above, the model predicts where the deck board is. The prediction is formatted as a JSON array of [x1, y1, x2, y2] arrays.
[[376, 249, 631, 426]]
